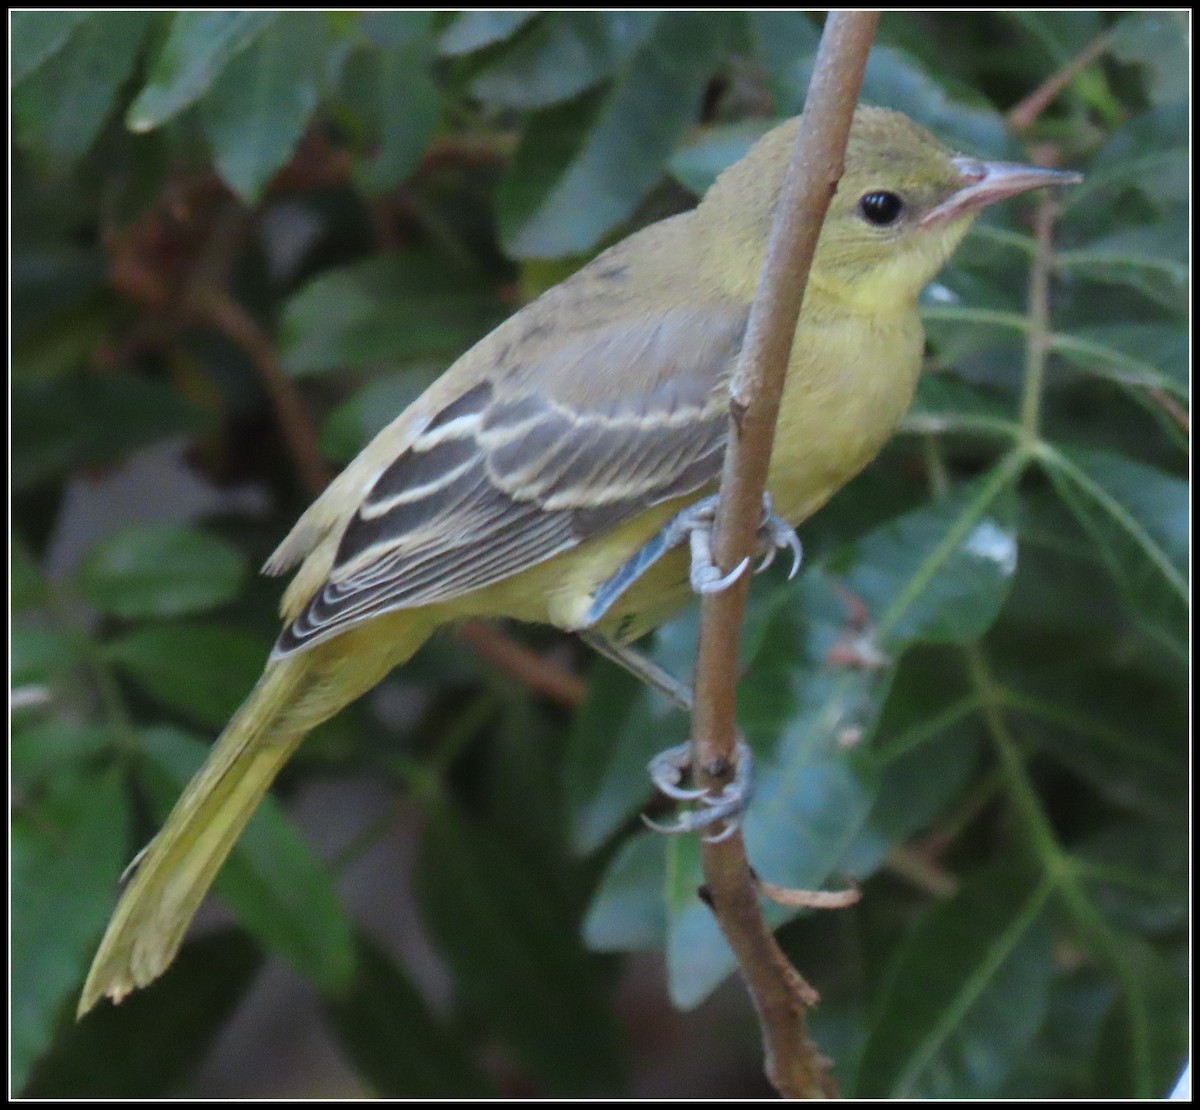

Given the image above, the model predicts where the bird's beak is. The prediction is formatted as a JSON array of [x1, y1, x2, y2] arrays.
[[921, 156, 1083, 226]]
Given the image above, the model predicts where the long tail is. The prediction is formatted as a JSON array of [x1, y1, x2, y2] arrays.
[[78, 617, 428, 1017]]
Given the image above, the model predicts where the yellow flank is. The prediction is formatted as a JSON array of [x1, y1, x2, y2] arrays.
[[78, 106, 1080, 1016]]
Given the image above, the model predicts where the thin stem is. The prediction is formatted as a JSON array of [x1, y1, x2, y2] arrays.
[[459, 621, 588, 709], [1006, 30, 1115, 133], [689, 11, 880, 1099], [1018, 195, 1057, 443]]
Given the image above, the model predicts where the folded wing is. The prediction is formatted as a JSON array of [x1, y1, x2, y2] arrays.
[[277, 305, 748, 653]]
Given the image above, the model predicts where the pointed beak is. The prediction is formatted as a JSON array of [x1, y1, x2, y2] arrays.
[[921, 156, 1083, 226]]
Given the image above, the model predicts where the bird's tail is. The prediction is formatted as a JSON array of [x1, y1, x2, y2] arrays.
[[78, 617, 428, 1017]]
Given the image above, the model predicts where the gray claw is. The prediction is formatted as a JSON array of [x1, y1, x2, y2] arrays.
[[648, 742, 709, 801], [754, 497, 802, 581], [643, 739, 755, 838], [693, 555, 750, 594], [703, 819, 741, 844]]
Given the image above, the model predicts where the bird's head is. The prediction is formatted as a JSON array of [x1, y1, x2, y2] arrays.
[[702, 106, 1081, 312]]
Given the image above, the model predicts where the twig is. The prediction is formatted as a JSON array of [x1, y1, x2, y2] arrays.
[[1006, 30, 1114, 133], [883, 844, 958, 899], [689, 11, 878, 1099], [190, 285, 334, 497], [756, 877, 862, 911], [458, 620, 588, 708]]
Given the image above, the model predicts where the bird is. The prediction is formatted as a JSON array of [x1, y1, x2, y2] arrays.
[[78, 105, 1080, 1015]]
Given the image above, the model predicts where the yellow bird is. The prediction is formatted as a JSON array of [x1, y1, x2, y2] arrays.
[[78, 106, 1079, 1015]]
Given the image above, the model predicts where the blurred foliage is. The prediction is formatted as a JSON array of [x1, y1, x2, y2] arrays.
[[10, 10, 1188, 1098]]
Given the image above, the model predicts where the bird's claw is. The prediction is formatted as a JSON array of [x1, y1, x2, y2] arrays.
[[582, 492, 801, 627], [685, 492, 801, 597], [644, 739, 754, 841], [754, 494, 803, 581]]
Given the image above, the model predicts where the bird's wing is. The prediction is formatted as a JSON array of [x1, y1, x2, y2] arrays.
[[277, 305, 748, 653]]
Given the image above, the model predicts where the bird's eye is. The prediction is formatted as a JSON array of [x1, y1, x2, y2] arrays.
[[858, 191, 905, 226]]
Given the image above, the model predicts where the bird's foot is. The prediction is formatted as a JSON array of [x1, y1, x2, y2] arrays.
[[683, 492, 802, 595], [751, 495, 803, 580], [643, 739, 754, 843], [581, 492, 801, 627]]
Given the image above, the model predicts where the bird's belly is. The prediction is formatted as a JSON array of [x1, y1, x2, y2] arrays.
[[767, 315, 923, 522]]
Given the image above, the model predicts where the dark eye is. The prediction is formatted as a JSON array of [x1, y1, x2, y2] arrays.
[[859, 191, 905, 226]]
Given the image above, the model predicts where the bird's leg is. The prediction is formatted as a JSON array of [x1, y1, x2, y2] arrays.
[[581, 492, 802, 628], [576, 495, 798, 839], [579, 631, 754, 840], [580, 630, 693, 711]]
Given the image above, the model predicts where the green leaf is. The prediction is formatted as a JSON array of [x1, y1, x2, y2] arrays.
[[280, 253, 504, 377], [12, 12, 155, 165], [324, 933, 494, 1097], [137, 726, 357, 993], [437, 10, 538, 56], [1073, 821, 1188, 936], [583, 834, 668, 953], [1000, 966, 1115, 1097], [1007, 676, 1185, 820], [470, 12, 661, 109], [843, 469, 1020, 647], [855, 867, 1055, 1097], [1057, 225, 1188, 315], [11, 623, 79, 689], [10, 10, 91, 84], [23, 931, 261, 1097], [106, 623, 269, 728], [1003, 11, 1106, 70], [668, 121, 772, 196], [1094, 939, 1188, 1098], [496, 12, 736, 258], [850, 647, 984, 851], [200, 13, 326, 203], [12, 374, 208, 491], [902, 372, 1019, 440], [127, 11, 277, 131], [11, 241, 106, 350], [12, 770, 130, 1090], [1108, 12, 1189, 107], [1049, 323, 1186, 397], [1038, 446, 1187, 658], [416, 804, 624, 1094], [746, 12, 821, 111], [11, 542, 46, 611], [12, 721, 116, 790], [352, 39, 440, 193], [566, 658, 688, 853], [358, 11, 437, 48], [1064, 102, 1187, 214], [79, 522, 248, 620]]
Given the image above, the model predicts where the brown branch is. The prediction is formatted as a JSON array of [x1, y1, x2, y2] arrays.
[[458, 620, 588, 708], [689, 11, 879, 1099], [1006, 30, 1115, 134], [190, 285, 334, 497]]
